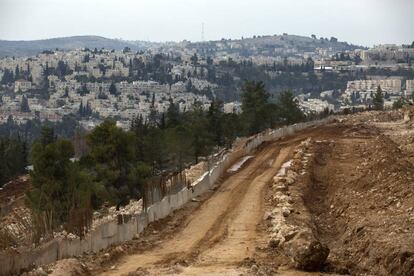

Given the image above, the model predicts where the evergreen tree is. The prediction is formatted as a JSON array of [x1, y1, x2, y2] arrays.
[[143, 126, 167, 172], [27, 138, 94, 240], [148, 93, 158, 127], [241, 81, 271, 135], [392, 97, 407, 109], [1, 69, 14, 85], [131, 115, 146, 162], [186, 79, 193, 92], [276, 91, 305, 125], [188, 103, 213, 163], [20, 96, 31, 113], [15, 65, 20, 79], [373, 86, 384, 111], [40, 126, 56, 146], [166, 125, 192, 171], [207, 56, 213, 66], [160, 113, 166, 130], [85, 120, 150, 208], [109, 82, 117, 95], [166, 98, 180, 128], [207, 100, 224, 146], [0, 138, 28, 186], [63, 87, 69, 97], [86, 101, 92, 116], [78, 101, 84, 116], [83, 54, 90, 63], [190, 53, 198, 66], [78, 84, 89, 96]]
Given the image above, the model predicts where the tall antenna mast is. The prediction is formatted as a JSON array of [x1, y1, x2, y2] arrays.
[[201, 22, 205, 42]]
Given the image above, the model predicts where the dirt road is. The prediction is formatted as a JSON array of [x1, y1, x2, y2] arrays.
[[23, 113, 414, 275], [102, 142, 294, 275]]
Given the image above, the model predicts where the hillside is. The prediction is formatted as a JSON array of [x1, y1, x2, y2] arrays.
[[0, 34, 364, 58], [187, 34, 365, 57], [0, 36, 156, 57]]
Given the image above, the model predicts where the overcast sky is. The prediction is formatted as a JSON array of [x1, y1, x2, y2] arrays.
[[0, 0, 413, 47]]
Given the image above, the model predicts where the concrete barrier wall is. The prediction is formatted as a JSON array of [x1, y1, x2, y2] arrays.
[[0, 117, 334, 276]]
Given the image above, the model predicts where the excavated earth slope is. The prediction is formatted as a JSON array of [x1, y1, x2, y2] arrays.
[[23, 111, 414, 276]]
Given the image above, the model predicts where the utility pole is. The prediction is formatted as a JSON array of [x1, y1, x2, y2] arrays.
[[201, 22, 205, 42]]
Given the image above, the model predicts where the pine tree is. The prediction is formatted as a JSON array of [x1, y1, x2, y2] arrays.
[[166, 98, 180, 128], [27, 138, 94, 240], [241, 81, 270, 135], [207, 100, 224, 146], [186, 79, 193, 92], [15, 65, 20, 79], [109, 82, 117, 95], [0, 69, 14, 85], [86, 101, 92, 116], [63, 87, 69, 97], [190, 53, 198, 66], [78, 102, 84, 116], [160, 113, 166, 130], [148, 93, 158, 127], [40, 126, 56, 146], [20, 96, 31, 112], [277, 91, 304, 125], [373, 85, 384, 111]]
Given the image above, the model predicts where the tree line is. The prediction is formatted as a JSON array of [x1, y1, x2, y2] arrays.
[[0, 115, 81, 188]]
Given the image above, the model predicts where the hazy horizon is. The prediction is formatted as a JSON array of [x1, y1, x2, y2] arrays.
[[0, 0, 413, 47]]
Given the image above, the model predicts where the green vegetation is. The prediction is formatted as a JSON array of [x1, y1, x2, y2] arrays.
[[241, 81, 272, 135], [20, 96, 31, 112], [392, 97, 410, 110], [0, 137, 27, 186], [0, 115, 80, 145], [22, 81, 308, 239], [0, 115, 82, 189], [83, 120, 151, 209], [26, 128, 94, 241], [373, 85, 384, 111], [276, 91, 305, 124]]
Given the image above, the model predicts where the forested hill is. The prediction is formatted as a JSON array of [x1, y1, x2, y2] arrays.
[[0, 36, 155, 57]]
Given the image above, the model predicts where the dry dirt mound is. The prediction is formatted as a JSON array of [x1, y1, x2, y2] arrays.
[[23, 258, 90, 276], [308, 124, 414, 275], [0, 176, 32, 251], [259, 121, 414, 276], [265, 139, 330, 271]]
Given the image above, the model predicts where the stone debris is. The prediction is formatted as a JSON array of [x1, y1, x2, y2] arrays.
[[266, 138, 330, 271], [22, 258, 90, 276], [91, 199, 143, 231], [184, 161, 208, 183]]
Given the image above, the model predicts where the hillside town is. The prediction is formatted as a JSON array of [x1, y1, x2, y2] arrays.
[[0, 35, 413, 129]]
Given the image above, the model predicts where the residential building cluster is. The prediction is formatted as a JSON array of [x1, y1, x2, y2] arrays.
[[1, 37, 413, 125], [0, 48, 215, 129]]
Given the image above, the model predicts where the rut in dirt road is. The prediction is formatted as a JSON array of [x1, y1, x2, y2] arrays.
[[102, 142, 294, 275]]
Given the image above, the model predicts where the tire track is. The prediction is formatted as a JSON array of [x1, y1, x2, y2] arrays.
[[101, 142, 291, 276]]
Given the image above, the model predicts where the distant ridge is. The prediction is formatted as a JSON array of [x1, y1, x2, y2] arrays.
[[188, 34, 364, 52], [0, 35, 154, 57], [0, 34, 364, 57]]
